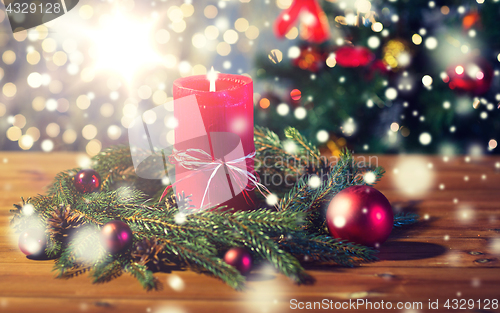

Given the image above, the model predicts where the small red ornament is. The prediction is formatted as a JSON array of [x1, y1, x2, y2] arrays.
[[462, 11, 481, 30], [290, 89, 302, 101], [18, 228, 47, 256], [326, 186, 393, 247], [292, 46, 325, 72], [223, 247, 252, 275], [445, 57, 493, 95], [74, 169, 101, 193], [274, 0, 330, 43], [100, 220, 133, 254], [335, 46, 375, 68]]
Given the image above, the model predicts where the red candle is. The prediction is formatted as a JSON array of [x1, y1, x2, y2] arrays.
[[172, 73, 255, 211]]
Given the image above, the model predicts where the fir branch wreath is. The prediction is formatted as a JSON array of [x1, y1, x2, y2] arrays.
[[11, 127, 418, 290]]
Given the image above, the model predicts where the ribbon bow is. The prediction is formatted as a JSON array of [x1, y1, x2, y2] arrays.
[[160, 148, 270, 212], [274, 0, 330, 43]]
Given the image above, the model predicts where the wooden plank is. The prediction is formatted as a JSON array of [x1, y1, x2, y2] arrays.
[[0, 153, 499, 313]]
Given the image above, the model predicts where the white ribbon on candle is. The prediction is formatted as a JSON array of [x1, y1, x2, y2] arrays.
[[161, 148, 270, 212]]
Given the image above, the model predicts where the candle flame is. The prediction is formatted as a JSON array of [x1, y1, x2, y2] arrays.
[[208, 66, 218, 92]]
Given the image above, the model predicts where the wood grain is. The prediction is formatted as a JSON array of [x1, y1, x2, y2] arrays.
[[0, 152, 499, 313]]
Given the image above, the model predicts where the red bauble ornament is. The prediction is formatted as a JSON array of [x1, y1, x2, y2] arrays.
[[274, 0, 330, 43], [223, 247, 252, 275], [445, 58, 493, 95], [326, 186, 393, 247], [74, 169, 101, 193], [335, 46, 375, 67], [18, 228, 47, 256], [100, 220, 133, 254], [290, 89, 302, 101], [292, 46, 325, 72]]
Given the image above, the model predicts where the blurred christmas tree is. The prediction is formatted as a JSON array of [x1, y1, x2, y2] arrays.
[[254, 0, 500, 155], [1, 0, 499, 156]]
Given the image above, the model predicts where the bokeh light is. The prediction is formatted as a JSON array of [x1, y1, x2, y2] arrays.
[[425, 37, 438, 50], [392, 157, 435, 196], [294, 107, 307, 120], [259, 98, 270, 109], [204, 5, 218, 19]]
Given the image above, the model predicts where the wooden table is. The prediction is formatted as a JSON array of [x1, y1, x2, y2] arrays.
[[1, 153, 499, 313]]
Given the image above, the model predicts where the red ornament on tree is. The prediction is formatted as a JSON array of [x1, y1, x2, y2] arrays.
[[444, 57, 493, 95], [100, 220, 133, 254], [290, 89, 302, 101], [274, 0, 330, 43], [326, 186, 393, 247], [223, 247, 252, 275], [292, 46, 325, 72], [74, 169, 101, 193], [18, 228, 47, 256], [335, 46, 375, 68]]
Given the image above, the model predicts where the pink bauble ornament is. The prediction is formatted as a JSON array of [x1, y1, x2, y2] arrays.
[[223, 247, 252, 275], [444, 57, 493, 95], [100, 220, 133, 254], [335, 46, 375, 67], [326, 186, 393, 247], [18, 228, 47, 256], [74, 169, 101, 193]]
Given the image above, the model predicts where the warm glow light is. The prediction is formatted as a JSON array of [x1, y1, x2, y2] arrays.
[[422, 75, 433, 86], [372, 22, 383, 32], [489, 139, 497, 149], [455, 65, 464, 75], [90, 13, 162, 82], [390, 122, 399, 132], [412, 34, 422, 45], [355, 0, 372, 13]]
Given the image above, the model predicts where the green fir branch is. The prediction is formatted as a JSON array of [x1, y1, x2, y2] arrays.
[[280, 234, 378, 266], [254, 126, 303, 175], [54, 226, 107, 278], [393, 212, 420, 228], [158, 238, 247, 290], [54, 266, 92, 279], [254, 125, 287, 157], [230, 208, 305, 235], [124, 263, 162, 291], [91, 258, 123, 284], [92, 145, 134, 191], [285, 127, 324, 165], [48, 170, 80, 206], [224, 215, 312, 284], [45, 238, 62, 259]]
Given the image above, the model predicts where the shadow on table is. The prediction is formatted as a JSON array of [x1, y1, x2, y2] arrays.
[[384, 201, 446, 261], [27, 254, 56, 260], [301, 263, 354, 272], [378, 241, 447, 261], [392, 200, 422, 214], [246, 273, 277, 282]]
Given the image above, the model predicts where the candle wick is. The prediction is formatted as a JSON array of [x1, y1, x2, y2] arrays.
[[208, 66, 217, 92]]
